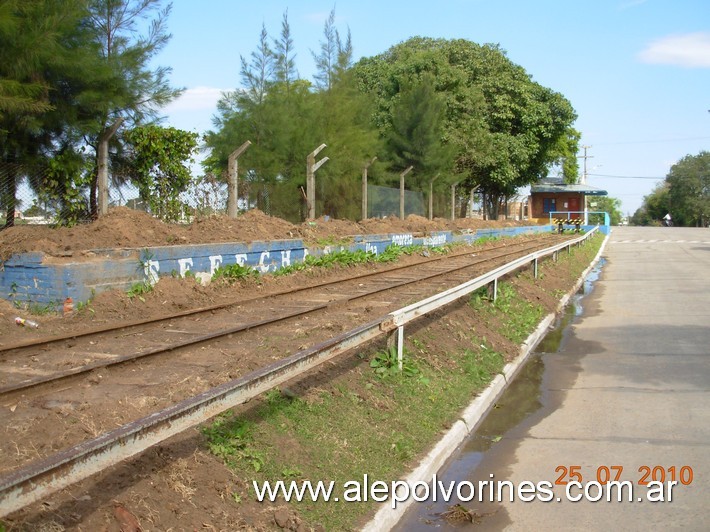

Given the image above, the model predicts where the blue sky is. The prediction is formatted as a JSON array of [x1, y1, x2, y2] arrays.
[[158, 0, 710, 216]]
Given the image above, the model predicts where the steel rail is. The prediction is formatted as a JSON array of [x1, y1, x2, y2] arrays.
[[0, 238, 564, 396], [0, 229, 597, 517], [0, 235, 559, 354]]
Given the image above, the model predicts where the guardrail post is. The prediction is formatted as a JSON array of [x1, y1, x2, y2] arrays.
[[397, 326, 404, 370], [533, 257, 538, 278]]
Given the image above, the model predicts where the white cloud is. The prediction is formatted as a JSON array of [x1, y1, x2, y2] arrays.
[[164, 86, 227, 112], [638, 32, 710, 68]]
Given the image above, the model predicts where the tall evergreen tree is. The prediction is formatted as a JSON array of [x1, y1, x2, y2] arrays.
[[385, 74, 454, 189], [311, 7, 353, 89], [0, 0, 87, 228], [272, 10, 297, 91], [240, 23, 273, 105], [83, 0, 182, 216]]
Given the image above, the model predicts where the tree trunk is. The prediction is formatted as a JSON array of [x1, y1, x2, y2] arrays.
[[96, 118, 124, 217], [2, 169, 17, 229]]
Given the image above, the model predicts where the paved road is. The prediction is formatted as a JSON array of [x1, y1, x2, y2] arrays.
[[401, 226, 710, 530]]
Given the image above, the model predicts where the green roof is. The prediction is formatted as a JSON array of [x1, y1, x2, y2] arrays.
[[530, 183, 608, 196]]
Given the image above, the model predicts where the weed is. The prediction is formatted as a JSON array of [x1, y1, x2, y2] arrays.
[[201, 414, 264, 472], [75, 290, 96, 314], [127, 281, 153, 301], [369, 346, 423, 380], [281, 466, 302, 478], [314, 236, 351, 248], [26, 301, 57, 315], [212, 263, 259, 283]]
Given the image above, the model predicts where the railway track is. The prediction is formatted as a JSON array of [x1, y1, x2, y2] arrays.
[[0, 232, 582, 516], [0, 234, 566, 398]]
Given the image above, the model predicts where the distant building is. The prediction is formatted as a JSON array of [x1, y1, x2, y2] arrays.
[[529, 177, 607, 221]]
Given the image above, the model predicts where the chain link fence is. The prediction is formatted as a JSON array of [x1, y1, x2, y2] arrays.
[[1, 160, 490, 227], [0, 162, 233, 226]]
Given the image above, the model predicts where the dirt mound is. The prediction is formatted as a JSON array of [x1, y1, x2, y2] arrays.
[[185, 209, 302, 244], [0, 207, 538, 262]]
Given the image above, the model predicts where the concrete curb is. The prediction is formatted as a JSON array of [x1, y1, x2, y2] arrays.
[[362, 233, 610, 531]]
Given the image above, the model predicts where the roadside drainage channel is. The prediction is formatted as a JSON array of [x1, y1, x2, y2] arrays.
[[362, 236, 609, 531]]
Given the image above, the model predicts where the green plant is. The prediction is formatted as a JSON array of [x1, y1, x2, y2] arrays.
[[212, 263, 259, 283], [27, 301, 57, 315], [369, 346, 422, 379], [314, 236, 351, 248], [281, 466, 302, 478], [201, 414, 265, 472], [127, 281, 153, 301], [75, 290, 96, 314]]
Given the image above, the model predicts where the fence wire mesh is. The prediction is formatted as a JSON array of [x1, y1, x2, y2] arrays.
[[1, 160, 490, 227]]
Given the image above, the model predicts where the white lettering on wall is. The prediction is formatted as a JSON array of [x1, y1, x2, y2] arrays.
[[209, 255, 223, 275], [178, 258, 193, 277], [391, 234, 414, 246], [235, 253, 248, 266], [258, 251, 271, 273], [145, 260, 160, 285], [280, 250, 291, 267], [424, 234, 447, 246]]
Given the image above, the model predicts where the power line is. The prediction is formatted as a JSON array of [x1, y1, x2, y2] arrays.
[[588, 173, 665, 179], [590, 136, 710, 146]]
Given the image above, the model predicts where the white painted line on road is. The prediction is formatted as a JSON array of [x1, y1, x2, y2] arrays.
[[610, 240, 710, 244]]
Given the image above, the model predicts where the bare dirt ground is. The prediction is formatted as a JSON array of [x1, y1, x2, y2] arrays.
[[0, 208, 540, 344], [0, 209, 581, 532]]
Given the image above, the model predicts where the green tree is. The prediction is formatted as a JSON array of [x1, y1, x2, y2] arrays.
[[272, 10, 297, 90], [588, 196, 623, 225], [123, 125, 198, 222], [385, 74, 455, 189], [667, 151, 710, 227], [353, 38, 578, 219], [240, 23, 273, 106], [83, 0, 182, 217], [631, 182, 670, 226], [205, 9, 378, 222], [0, 0, 88, 228]]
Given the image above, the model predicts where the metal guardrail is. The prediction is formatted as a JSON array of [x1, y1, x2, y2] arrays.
[[0, 227, 598, 517], [380, 226, 599, 367]]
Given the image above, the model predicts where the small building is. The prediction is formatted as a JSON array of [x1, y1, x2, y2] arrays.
[[529, 177, 607, 221]]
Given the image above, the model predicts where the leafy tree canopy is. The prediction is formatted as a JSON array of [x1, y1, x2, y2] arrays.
[[123, 124, 198, 222], [352, 37, 579, 218], [632, 151, 709, 227]]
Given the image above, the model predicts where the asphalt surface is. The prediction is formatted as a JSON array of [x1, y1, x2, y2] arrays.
[[401, 226, 710, 531]]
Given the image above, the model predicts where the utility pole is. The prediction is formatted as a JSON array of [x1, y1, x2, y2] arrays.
[[578, 145, 593, 225], [579, 145, 593, 185]]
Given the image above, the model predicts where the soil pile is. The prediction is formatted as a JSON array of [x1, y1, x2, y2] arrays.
[[0, 207, 536, 262]]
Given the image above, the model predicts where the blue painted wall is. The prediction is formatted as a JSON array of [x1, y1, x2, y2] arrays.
[[1, 224, 562, 309]]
